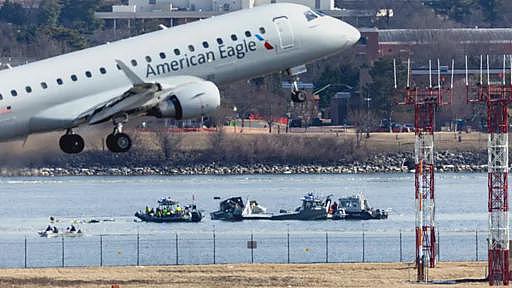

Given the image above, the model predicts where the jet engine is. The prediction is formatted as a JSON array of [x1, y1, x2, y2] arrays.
[[149, 81, 221, 120]]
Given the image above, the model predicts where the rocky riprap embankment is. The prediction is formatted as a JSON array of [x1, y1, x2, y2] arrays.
[[0, 151, 488, 177]]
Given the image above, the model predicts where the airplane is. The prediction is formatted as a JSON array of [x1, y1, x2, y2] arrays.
[[0, 3, 360, 154]]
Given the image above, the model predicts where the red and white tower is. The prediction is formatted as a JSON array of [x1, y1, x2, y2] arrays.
[[467, 55, 510, 286], [396, 59, 452, 282]]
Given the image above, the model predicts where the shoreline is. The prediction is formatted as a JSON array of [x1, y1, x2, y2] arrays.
[[0, 151, 489, 176], [0, 164, 488, 177]]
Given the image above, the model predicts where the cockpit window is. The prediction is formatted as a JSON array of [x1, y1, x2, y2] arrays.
[[314, 10, 327, 16], [304, 10, 318, 22]]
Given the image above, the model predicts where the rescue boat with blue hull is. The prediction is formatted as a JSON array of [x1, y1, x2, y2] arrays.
[[135, 197, 203, 223]]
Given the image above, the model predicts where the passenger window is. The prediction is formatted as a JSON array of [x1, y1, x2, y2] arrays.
[[245, 31, 251, 37], [231, 34, 238, 41], [11, 90, 17, 96], [41, 82, 48, 89], [85, 71, 92, 78], [25, 86, 32, 93], [259, 27, 266, 34], [145, 56, 152, 63], [71, 75, 78, 81], [57, 78, 63, 85], [100, 67, 107, 74], [160, 52, 166, 59], [202, 41, 209, 48], [131, 59, 138, 67], [174, 49, 181, 56], [217, 38, 223, 45], [304, 10, 318, 21], [188, 45, 195, 52]]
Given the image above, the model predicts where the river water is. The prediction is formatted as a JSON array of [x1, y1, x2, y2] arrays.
[[0, 173, 493, 266]]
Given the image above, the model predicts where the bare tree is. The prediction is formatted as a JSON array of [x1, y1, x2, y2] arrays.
[[348, 109, 378, 147]]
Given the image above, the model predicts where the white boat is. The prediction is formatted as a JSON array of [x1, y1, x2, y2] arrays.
[[38, 226, 60, 238], [242, 200, 272, 219]]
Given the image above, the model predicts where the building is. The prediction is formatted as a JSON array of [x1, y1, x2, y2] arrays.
[[358, 28, 512, 62], [329, 92, 351, 125], [113, 0, 333, 13], [95, 0, 376, 27]]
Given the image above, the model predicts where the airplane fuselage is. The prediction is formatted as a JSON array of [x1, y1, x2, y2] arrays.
[[0, 3, 360, 145]]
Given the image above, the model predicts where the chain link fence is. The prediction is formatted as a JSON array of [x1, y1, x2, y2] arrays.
[[0, 230, 489, 268]]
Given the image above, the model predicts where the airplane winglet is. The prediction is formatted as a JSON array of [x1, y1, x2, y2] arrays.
[[115, 59, 145, 86]]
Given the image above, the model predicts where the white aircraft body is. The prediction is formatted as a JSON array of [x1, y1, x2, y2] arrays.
[[0, 3, 360, 153]]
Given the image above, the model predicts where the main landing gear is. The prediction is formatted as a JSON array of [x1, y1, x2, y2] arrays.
[[59, 130, 85, 154], [106, 116, 132, 153]]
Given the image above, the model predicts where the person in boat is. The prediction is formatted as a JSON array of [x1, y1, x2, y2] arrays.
[[52, 226, 58, 233], [69, 225, 76, 232], [45, 225, 52, 232], [176, 205, 183, 214], [145, 206, 150, 214], [330, 201, 338, 215]]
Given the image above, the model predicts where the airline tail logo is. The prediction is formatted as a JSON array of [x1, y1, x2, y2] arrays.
[[255, 34, 274, 50]]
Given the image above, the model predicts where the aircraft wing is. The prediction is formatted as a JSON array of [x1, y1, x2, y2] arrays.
[[74, 82, 162, 125], [73, 60, 205, 126]]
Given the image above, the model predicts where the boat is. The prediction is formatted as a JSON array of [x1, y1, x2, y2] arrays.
[[38, 225, 84, 237], [270, 193, 328, 220], [64, 225, 84, 237], [338, 193, 389, 220], [211, 197, 245, 221], [135, 197, 203, 223], [38, 226, 60, 238]]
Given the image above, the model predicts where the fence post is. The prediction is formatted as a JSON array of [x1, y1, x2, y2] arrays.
[[136, 232, 140, 266], [325, 232, 329, 263], [437, 230, 440, 262], [213, 227, 216, 264], [250, 233, 254, 264], [287, 229, 290, 264], [61, 236, 65, 267], [175, 232, 179, 265], [475, 229, 479, 261], [24, 236, 27, 268], [362, 229, 365, 263], [399, 230, 403, 263], [100, 235, 103, 267]]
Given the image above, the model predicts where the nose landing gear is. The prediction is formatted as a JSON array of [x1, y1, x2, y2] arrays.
[[291, 84, 307, 103], [287, 65, 308, 103], [106, 116, 132, 153], [59, 129, 85, 154]]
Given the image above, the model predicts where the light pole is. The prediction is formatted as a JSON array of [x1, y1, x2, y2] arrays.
[[233, 106, 238, 133]]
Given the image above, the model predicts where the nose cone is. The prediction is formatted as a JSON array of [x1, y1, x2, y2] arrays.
[[345, 23, 361, 46], [324, 18, 360, 51]]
